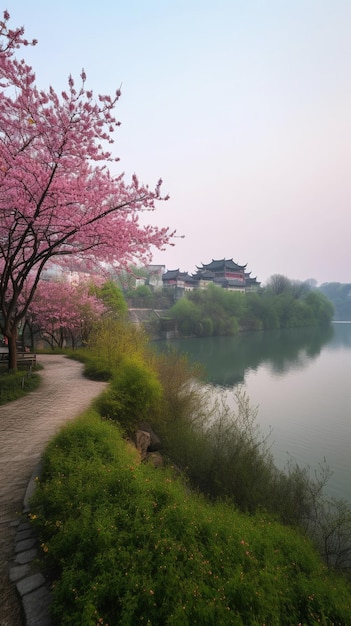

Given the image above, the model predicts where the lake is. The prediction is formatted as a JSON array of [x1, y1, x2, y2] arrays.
[[155, 322, 351, 503]]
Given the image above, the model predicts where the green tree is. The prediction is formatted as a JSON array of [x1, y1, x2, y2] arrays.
[[304, 291, 334, 325], [246, 292, 279, 329], [135, 284, 153, 297], [169, 298, 201, 335], [265, 274, 292, 295], [93, 281, 128, 319], [189, 285, 241, 335]]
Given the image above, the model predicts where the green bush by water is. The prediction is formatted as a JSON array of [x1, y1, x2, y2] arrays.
[[94, 355, 163, 433], [168, 282, 334, 337], [30, 411, 351, 626]]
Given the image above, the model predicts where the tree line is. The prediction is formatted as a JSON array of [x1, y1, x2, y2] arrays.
[[10, 273, 334, 351], [166, 275, 334, 337]]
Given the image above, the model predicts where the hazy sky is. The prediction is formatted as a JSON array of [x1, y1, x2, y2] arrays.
[[6, 0, 351, 285]]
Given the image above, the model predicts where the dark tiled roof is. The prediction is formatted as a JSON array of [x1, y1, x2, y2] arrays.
[[215, 278, 246, 288], [162, 270, 195, 283], [193, 270, 216, 280], [162, 260, 259, 289], [183, 274, 197, 284], [162, 269, 181, 280], [197, 258, 247, 272], [246, 276, 260, 285]]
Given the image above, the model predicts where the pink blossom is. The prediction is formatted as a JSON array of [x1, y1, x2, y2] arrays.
[[0, 11, 174, 367]]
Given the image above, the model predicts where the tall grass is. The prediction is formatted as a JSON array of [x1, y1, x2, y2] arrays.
[[0, 367, 41, 404]]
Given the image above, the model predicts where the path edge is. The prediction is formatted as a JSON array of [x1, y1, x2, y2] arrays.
[[10, 460, 52, 626]]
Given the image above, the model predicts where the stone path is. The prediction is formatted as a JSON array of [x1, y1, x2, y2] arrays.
[[0, 355, 107, 625]]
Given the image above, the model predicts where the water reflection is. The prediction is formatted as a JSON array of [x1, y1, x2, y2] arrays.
[[156, 325, 334, 387], [154, 324, 351, 502], [327, 321, 351, 349]]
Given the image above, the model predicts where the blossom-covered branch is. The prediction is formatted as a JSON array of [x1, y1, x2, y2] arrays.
[[0, 11, 174, 368]]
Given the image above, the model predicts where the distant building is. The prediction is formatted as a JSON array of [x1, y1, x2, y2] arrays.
[[162, 258, 260, 298], [40, 262, 101, 286], [161, 269, 196, 300], [193, 258, 247, 292], [146, 265, 166, 290], [244, 272, 261, 292]]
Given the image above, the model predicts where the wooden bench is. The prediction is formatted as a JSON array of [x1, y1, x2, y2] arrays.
[[16, 352, 37, 368], [0, 352, 37, 368]]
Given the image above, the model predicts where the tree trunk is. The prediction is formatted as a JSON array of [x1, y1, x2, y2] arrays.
[[7, 331, 18, 371], [22, 318, 35, 351]]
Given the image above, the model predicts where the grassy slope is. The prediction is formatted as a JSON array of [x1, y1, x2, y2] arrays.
[[30, 410, 351, 626]]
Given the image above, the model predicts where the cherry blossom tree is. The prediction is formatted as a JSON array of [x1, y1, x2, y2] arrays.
[[0, 11, 173, 369], [26, 280, 106, 349]]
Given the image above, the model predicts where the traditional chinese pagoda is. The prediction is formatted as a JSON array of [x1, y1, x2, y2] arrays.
[[161, 269, 196, 292], [193, 258, 245, 291], [162, 258, 260, 298]]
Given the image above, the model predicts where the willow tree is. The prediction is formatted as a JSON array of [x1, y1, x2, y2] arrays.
[[0, 11, 172, 369]]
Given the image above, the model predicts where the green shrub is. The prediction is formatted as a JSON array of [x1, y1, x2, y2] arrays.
[[95, 355, 163, 432], [88, 318, 148, 371], [30, 412, 351, 625], [82, 357, 113, 381], [135, 284, 152, 297]]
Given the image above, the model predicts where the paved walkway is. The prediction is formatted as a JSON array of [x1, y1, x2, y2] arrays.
[[0, 355, 107, 625]]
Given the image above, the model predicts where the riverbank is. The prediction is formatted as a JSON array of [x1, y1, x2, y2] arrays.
[[153, 324, 351, 505], [4, 324, 350, 623], [30, 409, 351, 625]]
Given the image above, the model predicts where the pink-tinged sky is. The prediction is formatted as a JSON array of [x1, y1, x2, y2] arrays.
[[6, 0, 351, 285]]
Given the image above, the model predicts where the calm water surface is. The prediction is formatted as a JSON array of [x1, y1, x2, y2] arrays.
[[155, 323, 351, 502]]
